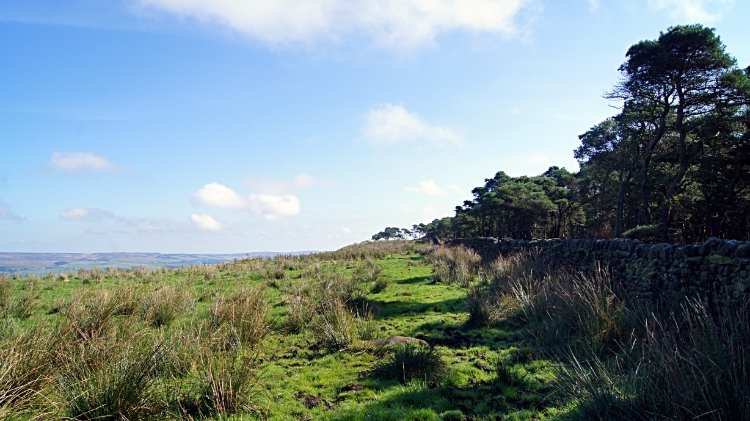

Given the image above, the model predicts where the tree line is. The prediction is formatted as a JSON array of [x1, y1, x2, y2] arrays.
[[375, 25, 750, 244]]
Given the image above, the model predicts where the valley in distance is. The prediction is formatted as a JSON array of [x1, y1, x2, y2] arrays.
[[0, 251, 321, 276]]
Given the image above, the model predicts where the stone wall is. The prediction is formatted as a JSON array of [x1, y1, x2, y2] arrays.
[[445, 237, 750, 306]]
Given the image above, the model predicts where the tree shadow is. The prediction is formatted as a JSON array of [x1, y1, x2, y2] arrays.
[[366, 297, 467, 319], [396, 275, 430, 285], [327, 377, 558, 421]]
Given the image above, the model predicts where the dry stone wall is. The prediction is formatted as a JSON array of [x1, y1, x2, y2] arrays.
[[445, 237, 750, 306]]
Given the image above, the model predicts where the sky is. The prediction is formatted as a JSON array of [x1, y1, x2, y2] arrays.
[[1, 0, 748, 253]]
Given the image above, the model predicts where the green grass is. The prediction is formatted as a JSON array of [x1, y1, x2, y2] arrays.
[[0, 242, 611, 420]]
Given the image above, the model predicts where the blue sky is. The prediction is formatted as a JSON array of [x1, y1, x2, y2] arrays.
[[1, 0, 748, 253]]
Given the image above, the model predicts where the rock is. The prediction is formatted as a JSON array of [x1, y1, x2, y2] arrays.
[[708, 255, 734, 265], [362, 336, 430, 349], [734, 243, 750, 258]]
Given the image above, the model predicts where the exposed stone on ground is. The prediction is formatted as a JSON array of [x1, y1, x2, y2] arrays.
[[361, 335, 430, 348]]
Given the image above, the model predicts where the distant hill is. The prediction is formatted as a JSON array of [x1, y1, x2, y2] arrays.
[[0, 251, 322, 275]]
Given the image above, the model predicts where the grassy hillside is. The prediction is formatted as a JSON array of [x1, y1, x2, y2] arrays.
[[0, 240, 747, 420]]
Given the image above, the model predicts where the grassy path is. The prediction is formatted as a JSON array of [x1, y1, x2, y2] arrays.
[[254, 253, 563, 421]]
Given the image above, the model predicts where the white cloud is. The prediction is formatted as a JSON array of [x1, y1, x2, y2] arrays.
[[136, 0, 532, 50], [191, 182, 246, 208], [0, 199, 22, 221], [244, 173, 334, 194], [406, 180, 447, 196], [587, 0, 600, 11], [45, 152, 130, 174], [60, 207, 114, 221], [648, 0, 732, 22], [85, 228, 106, 235], [342, 227, 353, 233], [360, 104, 462, 146], [447, 184, 461, 193], [191, 182, 301, 220], [422, 204, 437, 217], [190, 213, 227, 231], [248, 194, 301, 220]]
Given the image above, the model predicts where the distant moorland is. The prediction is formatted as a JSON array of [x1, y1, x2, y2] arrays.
[[0, 251, 320, 276]]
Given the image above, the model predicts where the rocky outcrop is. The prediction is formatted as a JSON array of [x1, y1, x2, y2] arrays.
[[445, 237, 750, 307]]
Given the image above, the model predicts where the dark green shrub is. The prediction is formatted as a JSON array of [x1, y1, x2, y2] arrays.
[[621, 224, 666, 243]]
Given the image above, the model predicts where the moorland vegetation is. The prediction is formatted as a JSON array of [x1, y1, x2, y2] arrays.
[[1, 240, 747, 420]]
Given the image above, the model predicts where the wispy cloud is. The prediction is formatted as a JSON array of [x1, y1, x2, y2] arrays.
[[191, 182, 301, 220], [243, 173, 336, 195], [422, 204, 438, 217], [0, 199, 23, 221], [136, 0, 532, 50], [405, 180, 447, 196], [360, 104, 462, 146], [60, 207, 115, 222], [648, 0, 732, 22], [190, 213, 227, 231], [45, 152, 132, 175]]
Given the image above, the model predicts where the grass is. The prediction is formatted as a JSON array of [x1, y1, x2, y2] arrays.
[[371, 344, 448, 384], [0, 240, 744, 420]]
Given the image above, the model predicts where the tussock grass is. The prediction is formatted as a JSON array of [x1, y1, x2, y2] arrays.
[[189, 348, 264, 419], [460, 248, 750, 420], [371, 344, 447, 384], [0, 325, 60, 417], [420, 245, 481, 286], [139, 285, 194, 328], [206, 287, 271, 348], [312, 297, 357, 351], [60, 341, 169, 421]]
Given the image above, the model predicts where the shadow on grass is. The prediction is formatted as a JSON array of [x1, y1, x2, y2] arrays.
[[367, 297, 467, 319], [405, 321, 520, 349], [328, 378, 555, 421], [395, 275, 431, 285]]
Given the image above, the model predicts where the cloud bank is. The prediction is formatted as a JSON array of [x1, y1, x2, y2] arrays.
[[45, 152, 130, 175], [191, 182, 301, 220], [0, 199, 22, 221], [59, 207, 115, 221], [136, 0, 532, 50], [360, 104, 462, 146]]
